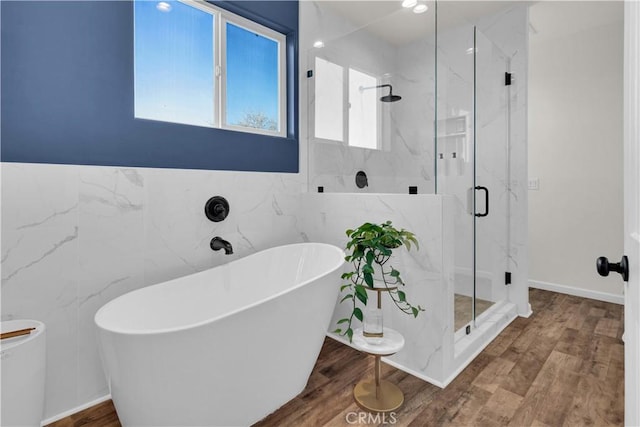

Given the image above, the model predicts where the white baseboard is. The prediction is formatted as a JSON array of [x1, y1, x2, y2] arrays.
[[520, 303, 533, 318], [529, 280, 623, 305], [41, 394, 111, 426]]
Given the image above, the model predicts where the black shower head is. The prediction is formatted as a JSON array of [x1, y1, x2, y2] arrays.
[[378, 84, 401, 103], [381, 93, 402, 103]]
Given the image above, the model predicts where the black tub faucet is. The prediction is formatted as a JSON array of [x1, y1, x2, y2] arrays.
[[210, 237, 233, 255]]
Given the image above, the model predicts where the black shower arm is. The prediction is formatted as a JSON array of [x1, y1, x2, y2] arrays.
[[359, 84, 392, 92]]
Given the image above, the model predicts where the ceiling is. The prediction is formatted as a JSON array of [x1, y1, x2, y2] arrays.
[[314, 1, 623, 48], [318, 0, 525, 46], [319, 1, 435, 45]]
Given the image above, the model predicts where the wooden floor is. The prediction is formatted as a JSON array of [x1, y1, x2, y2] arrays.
[[49, 289, 624, 427]]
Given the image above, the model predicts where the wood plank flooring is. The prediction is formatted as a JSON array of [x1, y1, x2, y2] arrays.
[[47, 400, 120, 427], [48, 289, 624, 427]]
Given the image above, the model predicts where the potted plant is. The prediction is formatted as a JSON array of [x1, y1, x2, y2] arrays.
[[333, 221, 425, 342]]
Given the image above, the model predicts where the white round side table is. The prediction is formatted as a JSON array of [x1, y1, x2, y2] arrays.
[[351, 327, 405, 413]]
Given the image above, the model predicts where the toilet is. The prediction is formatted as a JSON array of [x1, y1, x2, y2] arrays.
[[1, 319, 46, 427]]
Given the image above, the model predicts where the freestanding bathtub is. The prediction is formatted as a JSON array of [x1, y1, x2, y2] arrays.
[[95, 243, 345, 426]]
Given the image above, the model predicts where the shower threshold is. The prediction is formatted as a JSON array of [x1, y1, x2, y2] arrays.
[[453, 300, 517, 359]]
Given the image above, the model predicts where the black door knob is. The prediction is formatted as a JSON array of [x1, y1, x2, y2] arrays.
[[597, 256, 629, 282]]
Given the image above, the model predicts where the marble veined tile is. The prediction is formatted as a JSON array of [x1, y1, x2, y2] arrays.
[[1, 163, 80, 418], [143, 168, 306, 287], [302, 193, 454, 384], [77, 166, 145, 401]]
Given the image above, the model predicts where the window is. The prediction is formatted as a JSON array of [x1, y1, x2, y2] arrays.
[[312, 56, 380, 150], [348, 68, 378, 150], [134, 1, 215, 128], [134, 0, 286, 137], [314, 57, 343, 142]]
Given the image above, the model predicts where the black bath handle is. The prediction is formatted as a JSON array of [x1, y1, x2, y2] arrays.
[[205, 196, 230, 222], [597, 256, 629, 282], [475, 186, 489, 217]]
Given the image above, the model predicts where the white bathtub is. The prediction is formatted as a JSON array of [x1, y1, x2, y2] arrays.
[[95, 243, 345, 426]]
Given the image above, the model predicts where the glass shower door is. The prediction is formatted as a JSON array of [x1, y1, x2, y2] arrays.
[[436, 20, 510, 333], [473, 28, 510, 319], [436, 19, 476, 332]]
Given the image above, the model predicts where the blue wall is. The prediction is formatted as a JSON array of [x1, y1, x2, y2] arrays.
[[1, 1, 299, 173]]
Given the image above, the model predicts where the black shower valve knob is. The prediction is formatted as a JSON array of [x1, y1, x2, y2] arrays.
[[205, 196, 230, 222]]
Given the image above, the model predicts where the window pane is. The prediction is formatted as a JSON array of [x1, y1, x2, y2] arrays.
[[314, 57, 344, 141], [226, 23, 280, 132], [348, 69, 378, 149], [134, 1, 214, 127]]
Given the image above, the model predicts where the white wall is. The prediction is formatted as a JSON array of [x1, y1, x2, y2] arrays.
[[528, 2, 624, 299]]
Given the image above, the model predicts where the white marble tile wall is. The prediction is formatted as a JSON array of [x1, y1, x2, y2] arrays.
[[1, 164, 80, 417], [1, 162, 306, 420], [77, 167, 145, 402], [301, 193, 455, 385], [394, 37, 437, 194]]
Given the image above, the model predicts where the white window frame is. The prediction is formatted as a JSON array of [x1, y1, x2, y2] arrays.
[[178, 0, 220, 128], [220, 14, 287, 137], [140, 0, 287, 137]]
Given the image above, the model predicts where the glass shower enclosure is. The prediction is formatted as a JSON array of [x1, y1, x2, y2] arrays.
[[304, 0, 516, 349]]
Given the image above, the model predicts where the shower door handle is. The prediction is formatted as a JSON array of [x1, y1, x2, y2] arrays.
[[475, 186, 489, 217]]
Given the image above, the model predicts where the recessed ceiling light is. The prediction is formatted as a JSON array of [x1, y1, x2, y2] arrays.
[[313, 40, 325, 49], [413, 4, 428, 14], [402, 0, 418, 8], [156, 2, 172, 12]]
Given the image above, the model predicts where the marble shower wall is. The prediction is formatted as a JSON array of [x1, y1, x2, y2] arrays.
[[301, 1, 437, 194], [394, 37, 437, 194], [0, 163, 306, 420], [301, 193, 455, 385]]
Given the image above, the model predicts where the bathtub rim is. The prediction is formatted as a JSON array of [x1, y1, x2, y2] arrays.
[[94, 242, 345, 336]]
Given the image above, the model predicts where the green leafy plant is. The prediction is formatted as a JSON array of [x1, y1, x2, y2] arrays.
[[334, 221, 425, 342]]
